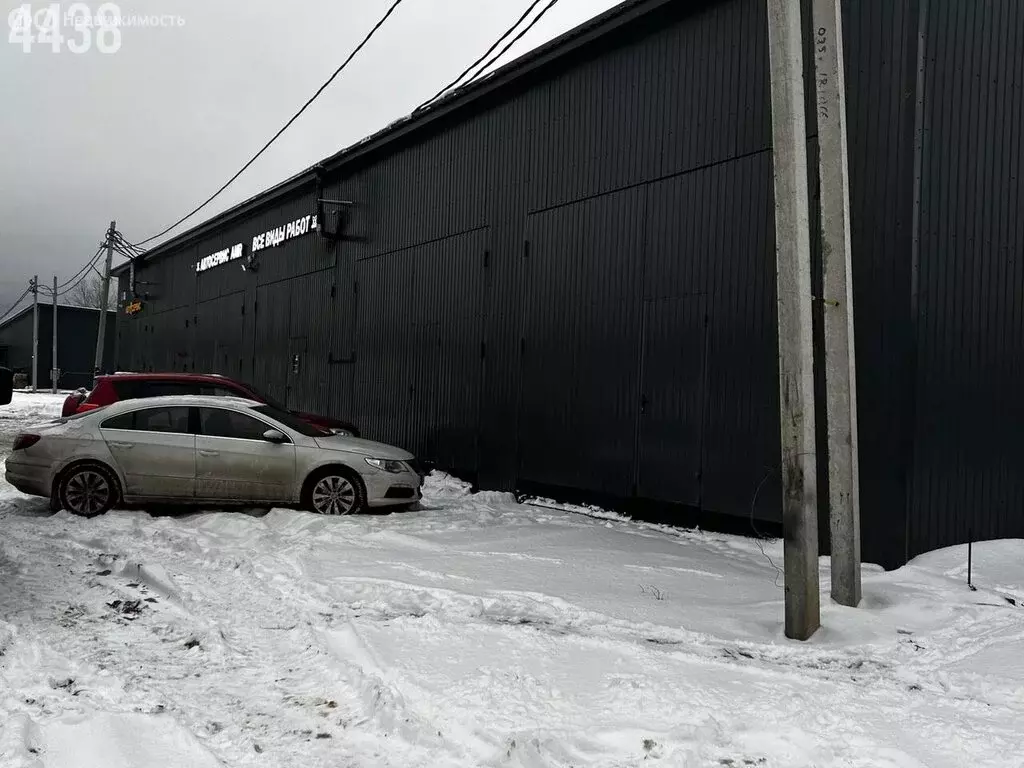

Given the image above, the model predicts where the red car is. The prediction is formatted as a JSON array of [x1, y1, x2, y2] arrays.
[[61, 373, 359, 437]]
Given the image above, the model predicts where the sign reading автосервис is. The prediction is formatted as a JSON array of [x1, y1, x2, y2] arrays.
[[251, 214, 318, 254], [196, 242, 243, 273]]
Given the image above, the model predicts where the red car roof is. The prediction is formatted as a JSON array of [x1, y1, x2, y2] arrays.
[[98, 372, 236, 384]]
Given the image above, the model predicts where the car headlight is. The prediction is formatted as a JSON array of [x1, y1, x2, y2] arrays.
[[329, 427, 352, 437], [365, 458, 406, 473]]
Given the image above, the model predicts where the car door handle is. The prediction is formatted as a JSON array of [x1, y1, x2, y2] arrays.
[[198, 449, 220, 457], [109, 442, 134, 450]]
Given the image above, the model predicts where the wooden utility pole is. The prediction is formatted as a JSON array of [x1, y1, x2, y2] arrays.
[[31, 275, 38, 392], [94, 220, 116, 380], [812, 0, 862, 608], [766, 0, 820, 640], [51, 275, 58, 393]]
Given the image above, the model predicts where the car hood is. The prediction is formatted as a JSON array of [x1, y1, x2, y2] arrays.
[[313, 435, 413, 460]]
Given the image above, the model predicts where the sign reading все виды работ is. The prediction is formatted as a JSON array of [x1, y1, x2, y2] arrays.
[[251, 214, 318, 254]]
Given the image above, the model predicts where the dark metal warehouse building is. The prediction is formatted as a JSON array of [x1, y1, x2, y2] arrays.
[[113, 0, 1024, 568], [0, 304, 116, 390]]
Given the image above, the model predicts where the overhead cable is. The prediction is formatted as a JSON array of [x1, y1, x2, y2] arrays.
[[126, 0, 408, 249]]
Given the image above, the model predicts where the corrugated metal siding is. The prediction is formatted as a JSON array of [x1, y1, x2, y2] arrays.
[[637, 151, 778, 517], [252, 280, 292, 405], [353, 227, 488, 468], [518, 187, 646, 496], [910, 0, 1024, 555], [842, 0, 920, 566], [115, 0, 790, 529], [194, 292, 245, 379], [0, 312, 36, 376], [284, 270, 337, 415], [0, 307, 114, 389], [115, 0, 1023, 566]]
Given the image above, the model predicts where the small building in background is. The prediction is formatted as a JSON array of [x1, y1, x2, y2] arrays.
[[0, 304, 116, 390]]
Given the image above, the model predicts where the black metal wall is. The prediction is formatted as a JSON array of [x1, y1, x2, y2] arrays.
[[0, 306, 115, 390], [0, 312, 34, 378], [907, 0, 1024, 557], [116, 0, 1023, 568], [119, 0, 783, 512], [841, 0, 922, 566]]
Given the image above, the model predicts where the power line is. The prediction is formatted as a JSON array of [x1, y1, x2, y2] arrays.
[[39, 245, 105, 296], [460, 0, 563, 90], [0, 285, 32, 323], [113, 231, 144, 256], [40, 251, 105, 299], [112, 244, 139, 260], [416, 0, 547, 111], [127, 0, 408, 250], [49, 265, 102, 298]]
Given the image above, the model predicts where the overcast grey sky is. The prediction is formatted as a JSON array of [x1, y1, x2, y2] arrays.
[[0, 0, 621, 312]]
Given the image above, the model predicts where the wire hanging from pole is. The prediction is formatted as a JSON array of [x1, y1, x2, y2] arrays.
[[39, 245, 105, 296], [416, 0, 548, 111], [0, 285, 32, 323], [124, 0, 409, 250], [459, 0, 563, 90]]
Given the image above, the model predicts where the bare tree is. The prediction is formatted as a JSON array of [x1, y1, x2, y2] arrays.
[[64, 274, 118, 310]]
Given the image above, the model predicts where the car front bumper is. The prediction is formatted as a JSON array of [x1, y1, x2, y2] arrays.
[[362, 465, 423, 508]]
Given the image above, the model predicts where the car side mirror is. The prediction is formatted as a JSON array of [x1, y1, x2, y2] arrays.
[[0, 367, 12, 406], [262, 429, 288, 444]]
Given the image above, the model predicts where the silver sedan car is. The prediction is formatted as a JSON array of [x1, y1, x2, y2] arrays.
[[5, 395, 423, 516]]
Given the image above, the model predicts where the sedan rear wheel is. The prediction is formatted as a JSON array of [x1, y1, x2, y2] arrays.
[[309, 472, 365, 515], [59, 464, 119, 517]]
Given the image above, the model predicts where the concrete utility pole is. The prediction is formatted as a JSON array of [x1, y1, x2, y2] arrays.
[[31, 275, 38, 392], [51, 275, 58, 393], [812, 0, 862, 607], [94, 220, 116, 380], [766, 0, 820, 640]]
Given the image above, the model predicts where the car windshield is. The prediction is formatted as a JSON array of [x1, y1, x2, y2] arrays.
[[252, 405, 331, 437], [238, 381, 288, 412]]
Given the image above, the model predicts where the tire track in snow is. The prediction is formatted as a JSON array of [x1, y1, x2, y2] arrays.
[[239, 550, 1024, 766], [0, 509, 460, 767]]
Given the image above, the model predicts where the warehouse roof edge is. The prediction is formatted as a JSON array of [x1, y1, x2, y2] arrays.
[[0, 303, 116, 330], [112, 0, 680, 276]]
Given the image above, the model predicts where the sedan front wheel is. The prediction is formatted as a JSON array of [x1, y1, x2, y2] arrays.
[[306, 469, 366, 516]]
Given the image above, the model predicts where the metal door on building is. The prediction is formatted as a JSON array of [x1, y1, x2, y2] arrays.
[[252, 282, 291, 406], [516, 187, 645, 496], [196, 292, 244, 378], [634, 295, 708, 506]]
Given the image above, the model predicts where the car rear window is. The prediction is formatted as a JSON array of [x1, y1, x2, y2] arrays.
[[101, 407, 191, 433], [251, 405, 331, 437], [198, 385, 245, 398], [110, 380, 142, 400], [134, 381, 196, 398]]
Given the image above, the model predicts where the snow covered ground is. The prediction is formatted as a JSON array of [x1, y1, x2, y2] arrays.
[[1, 392, 1022, 767]]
